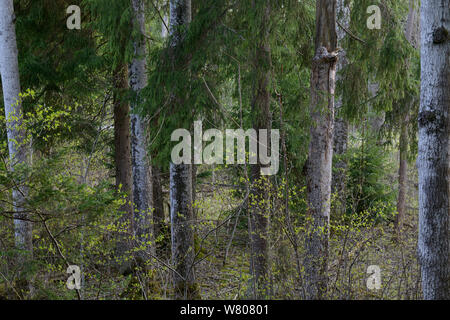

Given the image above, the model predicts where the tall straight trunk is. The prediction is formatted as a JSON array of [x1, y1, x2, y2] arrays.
[[152, 166, 165, 243], [395, 113, 409, 235], [129, 0, 153, 252], [191, 163, 197, 221], [332, 118, 348, 200], [248, 0, 272, 300], [332, 0, 349, 213], [113, 63, 134, 271], [168, 0, 196, 299], [170, 163, 195, 298], [395, 1, 417, 237], [0, 0, 32, 258], [304, 0, 337, 300], [368, 82, 385, 134], [152, 12, 169, 248], [417, 0, 449, 300]]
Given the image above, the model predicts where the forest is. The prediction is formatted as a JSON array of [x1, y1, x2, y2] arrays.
[[0, 0, 448, 301]]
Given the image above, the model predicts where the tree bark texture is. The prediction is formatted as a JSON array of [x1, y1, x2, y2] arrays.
[[113, 63, 134, 271], [248, 0, 272, 299], [129, 0, 153, 251], [169, 0, 196, 299], [331, 0, 349, 214], [305, 0, 337, 300], [0, 0, 33, 257], [395, 113, 409, 235], [417, 0, 449, 300], [395, 0, 419, 237]]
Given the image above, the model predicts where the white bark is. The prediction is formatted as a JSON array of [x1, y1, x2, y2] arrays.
[[417, 0, 449, 300], [168, 0, 196, 299], [169, 0, 191, 46], [129, 0, 153, 250], [162, 15, 169, 39], [0, 0, 32, 255]]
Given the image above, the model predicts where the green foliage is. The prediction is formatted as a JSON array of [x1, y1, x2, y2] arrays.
[[0, 0, 424, 300], [83, 0, 134, 67], [340, 0, 417, 122], [345, 132, 396, 222]]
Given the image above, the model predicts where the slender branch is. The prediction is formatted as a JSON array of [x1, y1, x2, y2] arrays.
[[337, 20, 366, 44], [36, 211, 82, 300], [149, 0, 169, 34]]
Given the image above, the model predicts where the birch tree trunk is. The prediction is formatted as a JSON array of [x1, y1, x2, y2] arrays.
[[129, 0, 153, 254], [248, 0, 272, 300], [417, 0, 449, 300], [0, 0, 33, 258], [168, 0, 196, 299], [304, 0, 338, 300]]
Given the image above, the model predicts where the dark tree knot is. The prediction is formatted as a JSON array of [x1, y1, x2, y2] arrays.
[[432, 26, 448, 44], [418, 110, 445, 130]]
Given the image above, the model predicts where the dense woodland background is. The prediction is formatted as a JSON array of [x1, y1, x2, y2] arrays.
[[0, 0, 448, 300]]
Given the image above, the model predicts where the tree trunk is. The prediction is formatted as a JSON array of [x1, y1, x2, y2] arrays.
[[248, 0, 272, 300], [0, 0, 33, 259], [395, 113, 409, 235], [152, 9, 169, 250], [129, 0, 153, 253], [170, 163, 195, 299], [331, 0, 350, 214], [305, 0, 337, 300], [417, 0, 449, 300], [113, 63, 134, 272], [332, 118, 348, 204], [332, 0, 349, 215], [191, 163, 197, 221], [394, 0, 418, 238], [152, 166, 165, 244], [168, 0, 196, 299]]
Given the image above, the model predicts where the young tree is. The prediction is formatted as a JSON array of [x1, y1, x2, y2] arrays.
[[0, 0, 32, 258], [168, 0, 196, 299], [84, 0, 137, 273], [417, 0, 449, 300], [304, 0, 338, 300]]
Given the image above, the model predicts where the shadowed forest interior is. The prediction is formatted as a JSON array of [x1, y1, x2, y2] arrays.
[[0, 0, 448, 300]]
